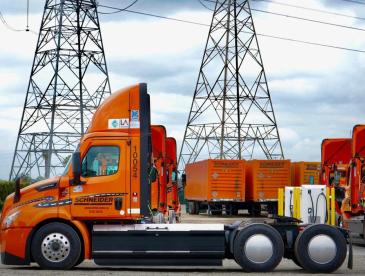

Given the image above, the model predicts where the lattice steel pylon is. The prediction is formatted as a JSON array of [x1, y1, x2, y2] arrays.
[[9, 0, 111, 180], [178, 0, 284, 170]]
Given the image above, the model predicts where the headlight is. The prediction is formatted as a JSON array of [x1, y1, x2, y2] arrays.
[[3, 211, 20, 228]]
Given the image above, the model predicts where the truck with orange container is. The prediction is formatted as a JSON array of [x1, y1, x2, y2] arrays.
[[166, 137, 180, 221], [341, 125, 365, 236], [321, 138, 352, 187], [321, 138, 352, 215], [245, 160, 291, 215], [185, 159, 245, 215], [150, 125, 167, 214], [291, 162, 321, 186], [0, 84, 352, 272]]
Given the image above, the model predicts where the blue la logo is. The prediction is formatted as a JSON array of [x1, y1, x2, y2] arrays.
[[112, 120, 118, 128], [131, 110, 139, 121]]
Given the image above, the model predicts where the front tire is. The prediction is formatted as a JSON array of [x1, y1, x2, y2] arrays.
[[31, 222, 81, 269]]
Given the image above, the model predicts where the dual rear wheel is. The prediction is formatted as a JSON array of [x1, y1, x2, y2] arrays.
[[233, 223, 347, 273]]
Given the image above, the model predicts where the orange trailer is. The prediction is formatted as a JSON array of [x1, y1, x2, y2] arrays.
[[246, 160, 291, 201], [185, 159, 245, 215], [291, 162, 321, 186], [245, 160, 291, 215]]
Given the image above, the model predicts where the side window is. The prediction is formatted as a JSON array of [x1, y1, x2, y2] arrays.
[[81, 146, 120, 177]]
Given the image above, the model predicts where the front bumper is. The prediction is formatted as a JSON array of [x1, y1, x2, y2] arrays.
[[0, 227, 32, 265]]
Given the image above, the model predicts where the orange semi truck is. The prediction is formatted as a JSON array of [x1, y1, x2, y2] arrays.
[[321, 138, 352, 215], [150, 125, 167, 213], [342, 125, 365, 235], [0, 84, 352, 272], [165, 137, 179, 216], [320, 127, 365, 237]]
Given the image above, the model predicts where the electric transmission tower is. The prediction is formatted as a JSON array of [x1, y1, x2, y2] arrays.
[[10, 0, 111, 180], [179, 0, 284, 170]]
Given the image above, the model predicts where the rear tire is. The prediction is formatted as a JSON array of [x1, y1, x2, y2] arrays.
[[31, 222, 81, 270], [233, 224, 284, 272], [294, 224, 347, 273], [188, 201, 199, 215]]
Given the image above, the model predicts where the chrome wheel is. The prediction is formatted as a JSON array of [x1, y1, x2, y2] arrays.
[[307, 234, 337, 264], [41, 233, 70, 263], [244, 234, 274, 264]]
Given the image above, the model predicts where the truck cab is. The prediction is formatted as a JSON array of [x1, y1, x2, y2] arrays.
[[345, 125, 365, 216], [0, 84, 351, 273], [321, 138, 352, 214]]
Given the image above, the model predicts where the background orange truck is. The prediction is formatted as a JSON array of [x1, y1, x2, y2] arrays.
[[319, 127, 365, 238], [0, 84, 351, 273]]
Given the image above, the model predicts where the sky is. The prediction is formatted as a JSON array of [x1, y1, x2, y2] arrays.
[[0, 0, 365, 179]]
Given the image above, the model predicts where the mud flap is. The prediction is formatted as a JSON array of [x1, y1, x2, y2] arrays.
[[348, 233, 353, 270]]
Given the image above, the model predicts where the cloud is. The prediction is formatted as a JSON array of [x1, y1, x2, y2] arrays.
[[1, 0, 365, 179]]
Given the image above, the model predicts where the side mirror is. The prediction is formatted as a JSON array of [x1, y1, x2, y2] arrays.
[[182, 173, 186, 187], [149, 166, 157, 183], [13, 178, 21, 203], [172, 170, 177, 183], [72, 152, 82, 185]]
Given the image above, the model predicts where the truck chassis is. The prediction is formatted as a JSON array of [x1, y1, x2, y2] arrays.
[[1, 217, 351, 273]]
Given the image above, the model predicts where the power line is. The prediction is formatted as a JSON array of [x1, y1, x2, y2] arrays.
[[0, 7, 37, 34], [198, 0, 214, 11], [252, 0, 365, 21], [250, 8, 365, 32], [99, 4, 209, 26], [99, 0, 139, 15], [201, 0, 365, 32], [340, 0, 365, 4], [98, 4, 365, 54], [0, 10, 24, 32], [257, 33, 365, 53]]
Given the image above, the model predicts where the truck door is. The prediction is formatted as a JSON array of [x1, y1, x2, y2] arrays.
[[70, 138, 129, 219]]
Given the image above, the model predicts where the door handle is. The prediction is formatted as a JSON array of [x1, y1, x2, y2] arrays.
[[114, 197, 123, 210]]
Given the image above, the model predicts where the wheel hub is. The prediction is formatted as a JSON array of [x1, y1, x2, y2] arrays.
[[244, 234, 274, 264], [307, 234, 337, 264], [41, 233, 70, 263]]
